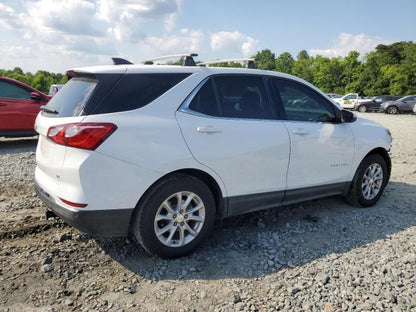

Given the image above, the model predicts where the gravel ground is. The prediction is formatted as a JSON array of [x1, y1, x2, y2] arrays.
[[0, 113, 415, 312]]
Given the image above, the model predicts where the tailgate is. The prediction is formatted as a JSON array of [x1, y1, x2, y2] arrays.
[[34, 113, 85, 185]]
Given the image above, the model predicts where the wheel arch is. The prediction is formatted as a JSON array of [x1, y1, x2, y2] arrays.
[[174, 168, 225, 217], [363, 147, 391, 183], [132, 168, 226, 223]]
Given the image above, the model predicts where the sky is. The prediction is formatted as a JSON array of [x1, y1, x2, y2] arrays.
[[0, 0, 415, 73]]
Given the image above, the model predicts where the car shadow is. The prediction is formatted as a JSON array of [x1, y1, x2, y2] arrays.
[[96, 180, 416, 281], [0, 137, 38, 155]]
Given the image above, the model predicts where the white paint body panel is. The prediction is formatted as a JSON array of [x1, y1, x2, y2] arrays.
[[176, 111, 290, 196], [283, 121, 355, 189], [349, 117, 392, 175]]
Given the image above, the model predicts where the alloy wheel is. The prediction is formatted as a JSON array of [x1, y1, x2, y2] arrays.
[[358, 105, 367, 112], [387, 106, 398, 114], [361, 163, 383, 200], [154, 191, 205, 247]]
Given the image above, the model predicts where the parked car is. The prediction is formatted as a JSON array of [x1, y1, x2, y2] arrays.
[[380, 95, 416, 114], [327, 93, 342, 99], [354, 95, 402, 112], [48, 84, 64, 96], [333, 93, 367, 109], [0, 77, 51, 137], [34, 55, 392, 258]]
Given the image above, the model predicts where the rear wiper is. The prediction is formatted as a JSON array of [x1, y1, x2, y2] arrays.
[[40, 105, 59, 114]]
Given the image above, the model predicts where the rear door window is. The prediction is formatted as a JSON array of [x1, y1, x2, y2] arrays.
[[188, 78, 219, 116], [188, 75, 274, 119], [93, 73, 191, 115]]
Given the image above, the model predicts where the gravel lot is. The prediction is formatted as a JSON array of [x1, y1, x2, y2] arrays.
[[1, 113, 415, 312]]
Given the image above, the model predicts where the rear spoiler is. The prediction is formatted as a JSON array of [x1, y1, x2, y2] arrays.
[[66, 70, 96, 79]]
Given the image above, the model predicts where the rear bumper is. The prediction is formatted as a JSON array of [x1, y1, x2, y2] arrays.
[[35, 183, 133, 237]]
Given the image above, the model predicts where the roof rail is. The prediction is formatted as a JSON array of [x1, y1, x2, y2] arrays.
[[112, 57, 133, 65], [143, 53, 198, 66], [200, 58, 256, 69]]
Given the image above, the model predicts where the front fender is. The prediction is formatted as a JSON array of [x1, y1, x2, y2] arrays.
[[349, 117, 392, 179]]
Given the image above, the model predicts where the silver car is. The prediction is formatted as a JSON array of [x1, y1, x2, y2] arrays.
[[380, 95, 416, 114]]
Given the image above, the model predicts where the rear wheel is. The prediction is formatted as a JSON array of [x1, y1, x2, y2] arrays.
[[386, 106, 398, 114], [131, 174, 216, 258], [345, 154, 388, 207], [358, 105, 367, 113]]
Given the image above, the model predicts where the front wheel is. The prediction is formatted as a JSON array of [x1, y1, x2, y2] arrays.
[[358, 105, 367, 113], [386, 106, 398, 114], [131, 174, 216, 258], [345, 154, 388, 207]]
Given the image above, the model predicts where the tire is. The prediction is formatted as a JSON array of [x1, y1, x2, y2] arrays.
[[345, 154, 388, 207], [131, 174, 216, 258], [358, 105, 367, 113], [386, 106, 398, 114]]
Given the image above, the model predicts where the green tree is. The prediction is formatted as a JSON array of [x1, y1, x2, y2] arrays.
[[312, 55, 331, 91], [358, 51, 389, 95], [311, 55, 344, 93], [401, 42, 416, 94], [357, 42, 416, 95], [207, 61, 244, 68], [342, 51, 362, 93], [12, 67, 24, 75], [382, 64, 407, 95], [254, 49, 276, 70], [32, 71, 54, 93], [275, 52, 294, 74], [1, 68, 66, 93], [292, 50, 313, 83]]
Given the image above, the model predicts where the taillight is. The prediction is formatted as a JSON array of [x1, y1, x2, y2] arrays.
[[47, 123, 117, 150]]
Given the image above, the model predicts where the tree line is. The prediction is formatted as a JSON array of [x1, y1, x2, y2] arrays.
[[1, 41, 415, 96], [253, 41, 416, 96], [0, 68, 67, 94]]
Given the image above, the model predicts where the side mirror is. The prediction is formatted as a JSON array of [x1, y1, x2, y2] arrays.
[[341, 109, 357, 123], [30, 91, 42, 101]]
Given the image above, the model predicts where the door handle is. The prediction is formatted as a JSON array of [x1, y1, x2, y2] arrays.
[[197, 126, 221, 134], [292, 129, 309, 135]]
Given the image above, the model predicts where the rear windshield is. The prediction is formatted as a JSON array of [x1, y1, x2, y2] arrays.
[[42, 73, 191, 117], [44, 77, 97, 117]]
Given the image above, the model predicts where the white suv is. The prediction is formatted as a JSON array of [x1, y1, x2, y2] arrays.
[[34, 56, 392, 258]]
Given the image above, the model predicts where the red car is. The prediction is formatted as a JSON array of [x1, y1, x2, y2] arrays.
[[0, 77, 51, 137]]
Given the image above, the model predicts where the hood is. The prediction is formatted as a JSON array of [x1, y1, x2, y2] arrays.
[[355, 116, 388, 130]]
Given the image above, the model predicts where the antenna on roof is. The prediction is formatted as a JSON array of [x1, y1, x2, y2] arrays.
[[112, 57, 133, 65], [200, 58, 256, 69], [143, 53, 198, 66]]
